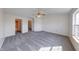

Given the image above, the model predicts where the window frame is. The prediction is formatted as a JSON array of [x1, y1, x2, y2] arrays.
[[72, 9, 79, 39]]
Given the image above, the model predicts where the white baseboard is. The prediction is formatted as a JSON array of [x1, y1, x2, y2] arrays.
[[0, 38, 5, 48]]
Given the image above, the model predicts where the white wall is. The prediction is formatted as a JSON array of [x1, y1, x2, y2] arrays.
[[3, 13, 69, 37], [22, 18, 28, 33], [0, 9, 3, 38], [42, 14, 69, 36], [3, 13, 43, 37], [4, 14, 15, 37], [3, 13, 71, 36], [0, 9, 5, 48], [34, 17, 42, 31], [4, 14, 28, 37]]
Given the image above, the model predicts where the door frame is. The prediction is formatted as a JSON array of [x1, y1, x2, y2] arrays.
[[28, 18, 34, 32]]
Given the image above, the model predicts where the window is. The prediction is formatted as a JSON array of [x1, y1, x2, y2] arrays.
[[73, 11, 79, 39]]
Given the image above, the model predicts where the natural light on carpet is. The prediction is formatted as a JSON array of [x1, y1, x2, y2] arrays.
[[39, 46, 62, 51]]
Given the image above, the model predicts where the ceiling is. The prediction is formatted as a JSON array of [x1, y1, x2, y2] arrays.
[[3, 8, 72, 18]]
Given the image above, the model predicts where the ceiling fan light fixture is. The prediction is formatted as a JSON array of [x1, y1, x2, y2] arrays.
[[35, 8, 45, 17]]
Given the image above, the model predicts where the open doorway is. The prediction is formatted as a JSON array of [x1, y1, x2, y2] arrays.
[[15, 19, 22, 34], [28, 20, 32, 32]]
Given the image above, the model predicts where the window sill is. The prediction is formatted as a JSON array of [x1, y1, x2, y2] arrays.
[[72, 36, 79, 43]]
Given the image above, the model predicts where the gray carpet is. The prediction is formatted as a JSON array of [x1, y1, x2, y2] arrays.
[[0, 31, 75, 51]]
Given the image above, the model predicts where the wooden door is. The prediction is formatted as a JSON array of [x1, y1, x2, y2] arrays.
[[15, 19, 22, 32], [28, 20, 32, 31]]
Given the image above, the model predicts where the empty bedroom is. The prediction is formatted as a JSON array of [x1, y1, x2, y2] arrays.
[[0, 8, 79, 51]]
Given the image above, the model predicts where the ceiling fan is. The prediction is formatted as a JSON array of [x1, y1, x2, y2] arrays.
[[35, 8, 46, 17]]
